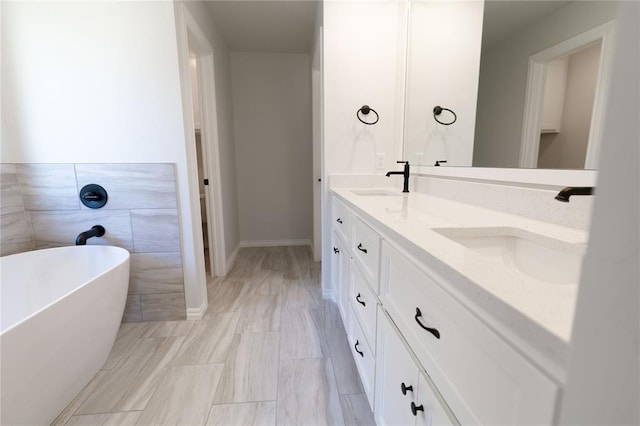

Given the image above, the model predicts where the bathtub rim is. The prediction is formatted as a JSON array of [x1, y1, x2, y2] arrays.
[[0, 245, 130, 335]]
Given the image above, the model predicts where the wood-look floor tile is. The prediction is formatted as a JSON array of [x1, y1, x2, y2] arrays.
[[64, 411, 141, 426], [136, 364, 224, 425], [207, 402, 276, 426], [77, 337, 185, 414], [281, 280, 321, 310], [236, 294, 281, 333], [280, 308, 327, 360], [227, 247, 267, 279], [247, 270, 284, 295], [103, 323, 151, 370], [214, 332, 280, 404], [142, 320, 195, 338], [206, 280, 249, 315], [324, 328, 364, 395], [173, 312, 240, 365], [277, 358, 345, 426], [322, 300, 344, 330], [340, 393, 375, 426], [51, 371, 111, 426]]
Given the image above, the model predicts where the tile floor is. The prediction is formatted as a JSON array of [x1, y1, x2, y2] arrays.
[[53, 246, 375, 425]]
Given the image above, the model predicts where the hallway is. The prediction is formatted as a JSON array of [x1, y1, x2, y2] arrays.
[[53, 247, 374, 425]]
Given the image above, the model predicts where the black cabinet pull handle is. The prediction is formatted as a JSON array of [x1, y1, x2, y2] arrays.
[[354, 340, 364, 357], [336, 218, 343, 224], [414, 308, 440, 339], [401, 382, 413, 395], [357, 243, 368, 254], [333, 247, 340, 254], [356, 293, 366, 307], [411, 402, 424, 416]]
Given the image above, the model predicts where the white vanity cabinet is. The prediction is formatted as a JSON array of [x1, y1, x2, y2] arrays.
[[375, 308, 457, 426], [380, 241, 559, 425], [328, 191, 563, 426]]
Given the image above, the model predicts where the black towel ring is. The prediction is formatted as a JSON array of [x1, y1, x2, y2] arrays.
[[433, 106, 457, 126], [357, 105, 379, 125]]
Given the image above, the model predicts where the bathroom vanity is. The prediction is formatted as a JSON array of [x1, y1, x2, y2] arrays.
[[329, 182, 587, 425]]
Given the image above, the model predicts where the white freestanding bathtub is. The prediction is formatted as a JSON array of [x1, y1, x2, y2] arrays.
[[1, 245, 130, 425]]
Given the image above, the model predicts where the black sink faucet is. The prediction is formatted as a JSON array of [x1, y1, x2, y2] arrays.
[[386, 161, 410, 193], [554, 187, 595, 202], [76, 225, 106, 245]]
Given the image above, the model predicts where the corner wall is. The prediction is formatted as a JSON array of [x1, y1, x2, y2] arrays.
[[1, 2, 203, 315], [322, 0, 408, 294]]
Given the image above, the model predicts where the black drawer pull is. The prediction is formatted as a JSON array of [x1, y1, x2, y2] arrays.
[[333, 247, 340, 254], [401, 382, 413, 395], [357, 243, 368, 254], [354, 340, 364, 357], [414, 307, 440, 339], [411, 401, 424, 416], [356, 293, 366, 307], [336, 218, 343, 224]]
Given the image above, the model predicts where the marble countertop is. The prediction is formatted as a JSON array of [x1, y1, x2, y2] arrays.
[[332, 187, 588, 380]]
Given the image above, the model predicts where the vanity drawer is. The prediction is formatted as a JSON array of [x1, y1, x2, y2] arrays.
[[349, 261, 378, 351], [347, 305, 376, 409], [332, 197, 351, 244], [351, 216, 381, 291], [380, 241, 558, 425]]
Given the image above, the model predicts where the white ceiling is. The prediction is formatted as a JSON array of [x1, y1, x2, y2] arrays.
[[204, 1, 319, 53], [482, 1, 571, 49]]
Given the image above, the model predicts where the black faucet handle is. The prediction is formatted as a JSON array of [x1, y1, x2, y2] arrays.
[[397, 160, 409, 164]]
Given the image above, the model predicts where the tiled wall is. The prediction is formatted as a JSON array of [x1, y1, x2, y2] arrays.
[[0, 163, 186, 322]]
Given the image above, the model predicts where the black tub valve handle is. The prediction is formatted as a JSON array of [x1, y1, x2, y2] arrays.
[[354, 340, 364, 357], [356, 293, 366, 307], [357, 243, 368, 254]]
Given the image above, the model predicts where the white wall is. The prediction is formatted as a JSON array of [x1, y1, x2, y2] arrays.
[[473, 1, 618, 168], [560, 1, 639, 423], [311, 2, 323, 262], [230, 52, 313, 245], [181, 1, 241, 267], [1, 2, 206, 312], [403, 0, 484, 167], [322, 0, 408, 293]]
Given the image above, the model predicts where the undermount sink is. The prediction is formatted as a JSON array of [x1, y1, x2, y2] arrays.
[[351, 189, 404, 197], [433, 226, 586, 285]]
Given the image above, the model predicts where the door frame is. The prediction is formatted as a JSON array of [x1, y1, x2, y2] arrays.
[[519, 21, 615, 169], [175, 4, 227, 318]]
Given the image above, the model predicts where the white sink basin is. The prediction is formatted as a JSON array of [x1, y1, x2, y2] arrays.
[[351, 189, 404, 197], [433, 226, 586, 285]]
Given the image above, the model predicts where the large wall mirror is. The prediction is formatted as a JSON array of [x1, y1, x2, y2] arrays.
[[403, 0, 619, 170]]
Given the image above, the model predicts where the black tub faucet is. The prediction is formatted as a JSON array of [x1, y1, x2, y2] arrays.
[[555, 187, 595, 202], [76, 225, 106, 245], [386, 161, 410, 193]]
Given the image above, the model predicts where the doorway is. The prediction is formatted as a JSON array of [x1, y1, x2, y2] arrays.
[[519, 21, 615, 169], [188, 55, 213, 275]]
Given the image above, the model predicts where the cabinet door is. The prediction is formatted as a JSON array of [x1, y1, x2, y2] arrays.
[[331, 232, 350, 327], [415, 373, 457, 426], [375, 308, 419, 426]]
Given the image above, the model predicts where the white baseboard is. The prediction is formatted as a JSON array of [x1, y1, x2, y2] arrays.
[[240, 239, 312, 248], [186, 300, 208, 320], [226, 244, 240, 273]]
